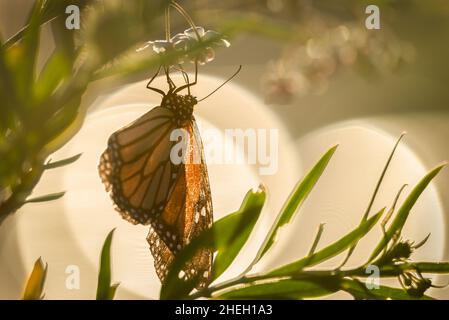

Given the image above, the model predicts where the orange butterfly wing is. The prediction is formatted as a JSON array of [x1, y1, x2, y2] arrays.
[[99, 107, 213, 287], [99, 106, 180, 226], [147, 119, 213, 287]]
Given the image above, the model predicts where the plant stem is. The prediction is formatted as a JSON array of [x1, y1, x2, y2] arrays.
[[0, 161, 44, 225], [170, 1, 202, 41], [188, 261, 444, 300], [165, 5, 171, 41]]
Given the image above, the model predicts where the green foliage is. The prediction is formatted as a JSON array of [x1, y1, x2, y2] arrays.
[[0, 0, 232, 223], [268, 208, 384, 277], [369, 163, 447, 262], [21, 230, 119, 300], [96, 229, 119, 300], [1, 0, 290, 224], [25, 191, 66, 204], [212, 186, 267, 280], [252, 145, 338, 266], [22, 257, 47, 300], [217, 279, 337, 299], [160, 187, 266, 299], [4, 0, 449, 301], [16, 140, 449, 300], [165, 142, 449, 300], [339, 279, 433, 300], [44, 154, 82, 170], [0, 1, 90, 220]]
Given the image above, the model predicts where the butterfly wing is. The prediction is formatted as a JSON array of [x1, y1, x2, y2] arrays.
[[147, 118, 213, 287], [98, 106, 180, 226]]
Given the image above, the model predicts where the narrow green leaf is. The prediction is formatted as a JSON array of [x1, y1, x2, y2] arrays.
[[14, 0, 44, 100], [251, 145, 338, 266], [340, 133, 406, 268], [160, 187, 267, 299], [3, 0, 93, 49], [42, 92, 83, 144], [268, 208, 384, 277], [50, 12, 76, 60], [96, 229, 119, 300], [22, 257, 47, 300], [0, 37, 18, 129], [414, 233, 431, 249], [216, 279, 337, 300], [108, 283, 120, 300], [369, 163, 447, 262], [308, 223, 325, 256], [381, 184, 408, 232], [44, 153, 82, 170], [340, 279, 433, 300], [34, 50, 71, 103], [212, 185, 266, 280], [25, 191, 65, 203]]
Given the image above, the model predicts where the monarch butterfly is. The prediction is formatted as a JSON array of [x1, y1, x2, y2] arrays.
[[98, 62, 241, 287]]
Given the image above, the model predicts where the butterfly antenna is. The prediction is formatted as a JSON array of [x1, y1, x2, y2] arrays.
[[197, 65, 242, 102]]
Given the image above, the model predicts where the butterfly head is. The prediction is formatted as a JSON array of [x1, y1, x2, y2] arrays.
[[162, 93, 197, 125]]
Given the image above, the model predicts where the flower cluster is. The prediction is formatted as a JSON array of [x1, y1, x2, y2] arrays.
[[138, 27, 230, 65], [399, 268, 433, 298], [262, 23, 415, 105], [372, 236, 442, 298], [375, 239, 415, 266]]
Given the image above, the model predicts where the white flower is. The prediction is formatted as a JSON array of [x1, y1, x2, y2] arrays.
[[136, 39, 174, 54], [137, 26, 230, 65]]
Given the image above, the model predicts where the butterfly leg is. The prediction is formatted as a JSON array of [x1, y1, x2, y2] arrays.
[[174, 60, 198, 94], [146, 65, 165, 96], [163, 65, 176, 90], [172, 64, 191, 94]]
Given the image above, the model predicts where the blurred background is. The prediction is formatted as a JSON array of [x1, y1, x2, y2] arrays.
[[1, 0, 449, 299]]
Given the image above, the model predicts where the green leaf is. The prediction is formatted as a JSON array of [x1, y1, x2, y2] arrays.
[[212, 185, 266, 280], [340, 133, 406, 267], [308, 223, 325, 256], [44, 153, 82, 170], [216, 278, 337, 300], [340, 279, 433, 300], [268, 208, 385, 277], [42, 92, 84, 146], [34, 50, 72, 104], [251, 145, 338, 267], [96, 229, 119, 300], [3, 0, 94, 49], [13, 0, 44, 101], [22, 257, 48, 300], [25, 191, 66, 203], [369, 163, 447, 262], [50, 11, 77, 60], [0, 38, 18, 130], [160, 186, 267, 299]]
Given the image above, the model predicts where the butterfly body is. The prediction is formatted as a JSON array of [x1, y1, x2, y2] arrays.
[[99, 86, 213, 286], [162, 92, 197, 126]]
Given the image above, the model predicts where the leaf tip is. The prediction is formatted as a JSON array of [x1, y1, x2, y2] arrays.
[[439, 161, 448, 167], [431, 161, 448, 174], [253, 183, 266, 194]]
